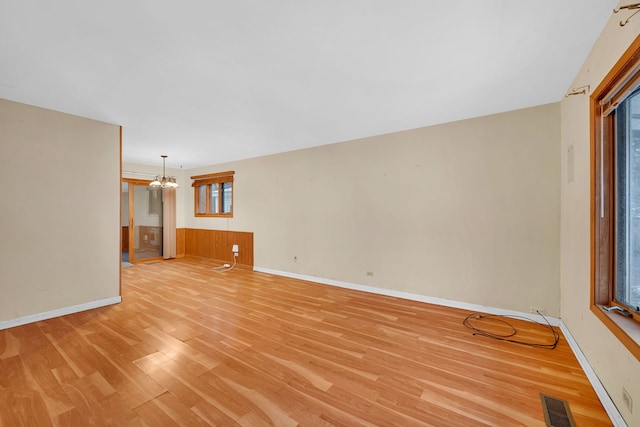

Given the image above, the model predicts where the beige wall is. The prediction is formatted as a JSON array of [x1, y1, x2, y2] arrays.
[[185, 103, 561, 315], [560, 10, 640, 426], [0, 98, 120, 322]]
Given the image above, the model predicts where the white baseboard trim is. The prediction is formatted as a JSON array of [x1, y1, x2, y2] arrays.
[[0, 296, 122, 331], [559, 322, 627, 427], [254, 266, 625, 426], [253, 266, 561, 325]]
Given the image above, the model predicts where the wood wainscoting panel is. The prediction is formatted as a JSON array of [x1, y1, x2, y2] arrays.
[[121, 226, 129, 252], [183, 228, 254, 267], [176, 228, 186, 257], [137, 226, 162, 249]]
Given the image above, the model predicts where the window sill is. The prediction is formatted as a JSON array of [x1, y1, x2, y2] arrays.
[[591, 304, 640, 360]]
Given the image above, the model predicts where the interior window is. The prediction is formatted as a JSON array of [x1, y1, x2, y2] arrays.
[[615, 89, 640, 311], [591, 37, 640, 361], [192, 171, 234, 217]]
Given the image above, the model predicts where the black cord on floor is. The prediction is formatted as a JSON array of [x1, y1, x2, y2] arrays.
[[463, 311, 559, 350]]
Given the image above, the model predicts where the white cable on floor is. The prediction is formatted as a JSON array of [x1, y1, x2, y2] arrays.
[[211, 253, 238, 273]]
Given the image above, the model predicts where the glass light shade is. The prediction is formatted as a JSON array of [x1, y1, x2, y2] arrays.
[[149, 156, 179, 188]]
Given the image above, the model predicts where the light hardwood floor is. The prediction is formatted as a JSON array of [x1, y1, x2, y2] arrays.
[[0, 257, 612, 426]]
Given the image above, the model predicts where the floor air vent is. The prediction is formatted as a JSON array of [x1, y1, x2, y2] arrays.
[[540, 393, 576, 427]]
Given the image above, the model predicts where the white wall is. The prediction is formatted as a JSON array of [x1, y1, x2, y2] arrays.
[[185, 103, 561, 316], [0, 98, 120, 322], [560, 9, 640, 426]]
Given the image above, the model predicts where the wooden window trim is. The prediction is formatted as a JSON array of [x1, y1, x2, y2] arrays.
[[192, 171, 234, 218], [191, 171, 235, 180], [591, 33, 640, 361]]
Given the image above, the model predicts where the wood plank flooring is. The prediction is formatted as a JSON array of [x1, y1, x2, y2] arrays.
[[0, 257, 612, 426]]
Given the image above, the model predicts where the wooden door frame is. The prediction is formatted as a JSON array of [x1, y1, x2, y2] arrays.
[[122, 178, 164, 263]]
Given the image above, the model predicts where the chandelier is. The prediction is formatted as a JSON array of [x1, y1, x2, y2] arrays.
[[150, 155, 179, 188]]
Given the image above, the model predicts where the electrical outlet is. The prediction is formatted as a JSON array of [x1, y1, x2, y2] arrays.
[[530, 306, 545, 315], [232, 244, 239, 253], [623, 387, 633, 413]]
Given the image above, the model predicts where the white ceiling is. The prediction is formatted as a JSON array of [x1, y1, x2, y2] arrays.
[[0, 1, 618, 169]]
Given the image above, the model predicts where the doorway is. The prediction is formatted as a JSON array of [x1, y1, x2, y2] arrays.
[[122, 179, 163, 264]]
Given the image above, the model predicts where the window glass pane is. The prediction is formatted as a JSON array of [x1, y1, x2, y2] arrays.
[[197, 185, 207, 214], [629, 92, 640, 308], [210, 183, 219, 214], [616, 91, 640, 309], [222, 182, 232, 213], [148, 187, 162, 215]]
